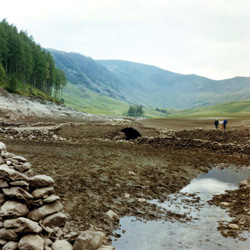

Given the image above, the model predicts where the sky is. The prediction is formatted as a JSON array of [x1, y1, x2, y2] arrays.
[[1, 0, 250, 80]]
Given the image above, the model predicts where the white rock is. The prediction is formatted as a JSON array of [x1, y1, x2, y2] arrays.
[[11, 155, 27, 162], [106, 210, 119, 221], [2, 241, 18, 250], [74, 230, 105, 250], [13, 162, 31, 172], [138, 198, 146, 202], [0, 142, 6, 151], [97, 246, 115, 250], [0, 165, 28, 182], [2, 187, 33, 200], [228, 223, 239, 230], [0, 179, 8, 188], [42, 212, 68, 228], [0, 228, 18, 241], [31, 186, 54, 199], [4, 217, 42, 233], [18, 234, 44, 250], [43, 195, 60, 203], [28, 201, 63, 221], [124, 193, 130, 198], [52, 240, 73, 250], [9, 180, 29, 187], [221, 202, 231, 207], [29, 175, 54, 187], [1, 200, 29, 217]]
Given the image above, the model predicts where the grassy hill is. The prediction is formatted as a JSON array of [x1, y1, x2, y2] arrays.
[[169, 99, 250, 118]]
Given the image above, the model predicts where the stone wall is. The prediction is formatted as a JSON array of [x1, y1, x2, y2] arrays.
[[0, 142, 114, 250]]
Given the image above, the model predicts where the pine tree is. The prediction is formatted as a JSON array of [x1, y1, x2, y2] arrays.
[[8, 75, 17, 92], [0, 63, 5, 85]]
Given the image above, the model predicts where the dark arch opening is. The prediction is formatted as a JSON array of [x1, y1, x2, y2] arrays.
[[121, 127, 141, 140]]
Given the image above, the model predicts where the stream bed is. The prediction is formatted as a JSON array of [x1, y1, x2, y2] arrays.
[[112, 165, 250, 250]]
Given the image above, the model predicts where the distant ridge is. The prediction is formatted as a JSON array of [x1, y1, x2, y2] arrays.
[[48, 49, 250, 110]]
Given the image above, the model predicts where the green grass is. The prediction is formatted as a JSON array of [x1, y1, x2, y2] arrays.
[[168, 99, 250, 118]]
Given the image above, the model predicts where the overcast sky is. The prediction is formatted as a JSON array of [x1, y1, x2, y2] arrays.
[[1, 0, 250, 80]]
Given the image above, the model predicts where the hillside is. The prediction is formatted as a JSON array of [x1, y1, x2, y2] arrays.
[[98, 60, 250, 109], [48, 49, 250, 114]]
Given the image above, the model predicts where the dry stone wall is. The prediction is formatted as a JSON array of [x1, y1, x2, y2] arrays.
[[0, 142, 114, 250]]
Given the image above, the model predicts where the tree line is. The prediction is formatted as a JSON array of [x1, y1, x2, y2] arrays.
[[127, 105, 144, 117], [0, 19, 67, 99]]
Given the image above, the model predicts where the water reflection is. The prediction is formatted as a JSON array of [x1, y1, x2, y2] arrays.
[[112, 165, 250, 250]]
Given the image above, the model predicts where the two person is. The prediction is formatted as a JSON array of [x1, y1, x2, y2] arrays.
[[214, 119, 227, 130]]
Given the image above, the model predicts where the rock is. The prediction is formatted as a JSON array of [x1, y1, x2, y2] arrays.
[[9, 180, 29, 187], [106, 210, 120, 221], [42, 212, 68, 228], [0, 142, 6, 151], [52, 240, 73, 250], [43, 195, 60, 203], [18, 234, 44, 250], [11, 155, 27, 162], [239, 179, 250, 188], [228, 223, 239, 230], [1, 200, 29, 217], [0, 179, 8, 188], [0, 193, 6, 205], [28, 201, 63, 221], [97, 246, 115, 250], [4, 217, 42, 233], [124, 193, 130, 198], [138, 198, 146, 202], [44, 238, 53, 247], [0, 165, 28, 182], [0, 239, 7, 246], [74, 230, 106, 250], [31, 186, 54, 199], [13, 162, 31, 173], [2, 241, 18, 250], [221, 202, 231, 207], [0, 228, 18, 240], [29, 175, 54, 187], [2, 187, 33, 200]]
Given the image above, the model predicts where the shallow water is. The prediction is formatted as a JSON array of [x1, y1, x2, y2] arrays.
[[112, 166, 250, 250]]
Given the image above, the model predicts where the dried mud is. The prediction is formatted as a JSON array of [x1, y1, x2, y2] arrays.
[[0, 117, 250, 241]]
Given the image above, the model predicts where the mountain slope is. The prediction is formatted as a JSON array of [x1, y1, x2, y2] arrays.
[[98, 60, 250, 109], [48, 49, 250, 111], [48, 49, 125, 101]]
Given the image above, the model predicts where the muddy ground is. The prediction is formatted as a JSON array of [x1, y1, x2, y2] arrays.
[[0, 116, 250, 241]]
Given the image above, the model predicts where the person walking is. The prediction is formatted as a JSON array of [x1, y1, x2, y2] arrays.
[[223, 119, 227, 130], [214, 119, 219, 129], [219, 119, 224, 130]]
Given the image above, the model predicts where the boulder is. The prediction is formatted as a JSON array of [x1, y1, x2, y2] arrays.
[[11, 155, 27, 162], [28, 201, 63, 221], [42, 212, 67, 228], [0, 193, 6, 205], [52, 240, 73, 250], [0, 228, 18, 241], [4, 217, 42, 233], [0, 179, 8, 188], [0, 142, 6, 151], [9, 180, 29, 187], [2, 241, 18, 250], [18, 234, 44, 250], [0, 165, 28, 182], [43, 195, 60, 203], [29, 175, 54, 187], [31, 186, 54, 199], [1, 200, 29, 217], [106, 210, 119, 221], [97, 246, 115, 250], [2, 187, 33, 200], [13, 162, 31, 173], [74, 230, 105, 250]]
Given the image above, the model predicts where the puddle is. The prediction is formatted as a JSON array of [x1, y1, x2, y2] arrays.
[[112, 166, 250, 250]]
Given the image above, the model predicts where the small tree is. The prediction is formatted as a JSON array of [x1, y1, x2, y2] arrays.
[[8, 75, 18, 92], [0, 63, 5, 85]]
